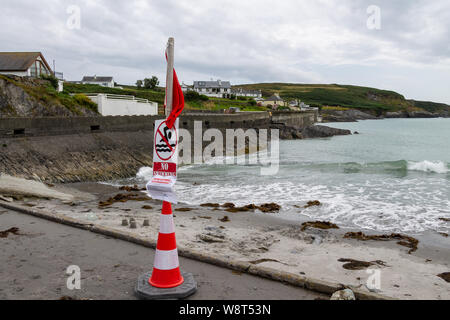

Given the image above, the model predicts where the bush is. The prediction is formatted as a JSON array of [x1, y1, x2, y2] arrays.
[[184, 91, 209, 102], [40, 74, 59, 90], [73, 94, 98, 113]]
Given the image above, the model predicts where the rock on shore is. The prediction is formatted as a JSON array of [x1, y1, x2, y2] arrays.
[[301, 125, 352, 138], [274, 124, 352, 140], [322, 109, 379, 122]]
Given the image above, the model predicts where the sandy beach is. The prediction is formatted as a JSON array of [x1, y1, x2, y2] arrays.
[[2, 180, 448, 300]]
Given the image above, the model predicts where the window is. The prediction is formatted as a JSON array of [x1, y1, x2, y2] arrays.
[[29, 59, 50, 78]]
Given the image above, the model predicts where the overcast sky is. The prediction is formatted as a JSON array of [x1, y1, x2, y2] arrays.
[[1, 0, 449, 103]]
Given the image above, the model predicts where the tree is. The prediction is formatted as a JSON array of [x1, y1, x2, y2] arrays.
[[136, 80, 143, 89], [144, 76, 159, 90]]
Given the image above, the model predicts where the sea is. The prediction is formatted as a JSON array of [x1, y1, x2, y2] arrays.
[[126, 118, 450, 235]]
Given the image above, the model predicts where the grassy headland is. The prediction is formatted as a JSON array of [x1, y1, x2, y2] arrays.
[[234, 83, 450, 115]]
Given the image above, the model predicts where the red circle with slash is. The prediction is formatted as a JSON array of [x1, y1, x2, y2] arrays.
[[155, 121, 178, 161]]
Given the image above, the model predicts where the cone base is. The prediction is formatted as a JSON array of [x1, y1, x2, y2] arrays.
[[135, 270, 197, 300]]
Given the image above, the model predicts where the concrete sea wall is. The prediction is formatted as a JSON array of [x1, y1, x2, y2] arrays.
[[0, 111, 316, 183]]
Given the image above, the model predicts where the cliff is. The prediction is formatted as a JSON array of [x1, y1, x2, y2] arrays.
[[0, 75, 99, 117]]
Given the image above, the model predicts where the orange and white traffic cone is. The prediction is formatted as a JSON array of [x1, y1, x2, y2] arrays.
[[149, 201, 184, 288]]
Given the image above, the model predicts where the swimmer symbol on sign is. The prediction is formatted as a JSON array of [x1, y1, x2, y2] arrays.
[[155, 121, 178, 161]]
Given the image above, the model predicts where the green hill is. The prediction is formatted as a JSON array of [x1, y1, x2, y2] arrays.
[[234, 83, 450, 115]]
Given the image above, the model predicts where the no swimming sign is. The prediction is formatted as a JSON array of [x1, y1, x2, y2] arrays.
[[146, 119, 179, 203]]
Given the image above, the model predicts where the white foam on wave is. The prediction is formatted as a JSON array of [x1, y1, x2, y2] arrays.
[[407, 160, 449, 174], [136, 166, 153, 181], [173, 177, 450, 234]]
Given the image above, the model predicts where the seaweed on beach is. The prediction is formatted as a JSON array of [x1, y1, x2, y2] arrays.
[[141, 205, 153, 210], [344, 232, 419, 254], [219, 216, 230, 222], [338, 258, 387, 270], [98, 193, 151, 208], [304, 200, 321, 208], [222, 203, 235, 208], [439, 217, 450, 222], [175, 208, 193, 212], [119, 185, 146, 192], [300, 221, 339, 231], [225, 203, 281, 213], [0, 227, 20, 238]]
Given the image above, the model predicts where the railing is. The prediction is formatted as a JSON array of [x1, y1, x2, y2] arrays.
[[80, 93, 153, 104], [54, 72, 64, 80]]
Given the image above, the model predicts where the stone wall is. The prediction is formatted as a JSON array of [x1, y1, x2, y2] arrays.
[[0, 111, 316, 183]]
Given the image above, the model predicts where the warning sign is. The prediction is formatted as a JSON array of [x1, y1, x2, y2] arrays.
[[146, 119, 179, 203]]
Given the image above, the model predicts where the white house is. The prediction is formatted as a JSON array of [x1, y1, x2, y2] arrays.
[[0, 52, 53, 78], [193, 80, 231, 98], [82, 75, 115, 88]]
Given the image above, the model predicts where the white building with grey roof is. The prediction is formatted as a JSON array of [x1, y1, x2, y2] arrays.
[[82, 75, 115, 88], [193, 80, 231, 98]]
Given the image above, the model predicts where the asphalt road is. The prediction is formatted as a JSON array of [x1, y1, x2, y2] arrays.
[[0, 208, 325, 300]]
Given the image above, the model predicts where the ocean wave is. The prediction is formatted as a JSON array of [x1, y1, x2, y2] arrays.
[[136, 166, 153, 181], [279, 160, 449, 175], [407, 160, 449, 174]]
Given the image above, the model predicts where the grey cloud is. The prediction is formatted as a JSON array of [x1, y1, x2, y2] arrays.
[[0, 0, 449, 103]]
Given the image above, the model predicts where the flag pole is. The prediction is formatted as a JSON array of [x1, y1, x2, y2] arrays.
[[163, 37, 174, 239], [165, 37, 174, 117]]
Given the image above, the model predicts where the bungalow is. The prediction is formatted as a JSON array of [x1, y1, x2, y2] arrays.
[[260, 94, 286, 109], [193, 80, 231, 98], [0, 52, 52, 78], [82, 75, 115, 88]]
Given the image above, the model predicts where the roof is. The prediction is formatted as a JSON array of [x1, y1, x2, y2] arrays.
[[193, 80, 231, 89], [82, 76, 114, 82], [0, 52, 51, 72], [265, 94, 284, 102]]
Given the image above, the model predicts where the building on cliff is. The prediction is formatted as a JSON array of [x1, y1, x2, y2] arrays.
[[0, 52, 53, 78], [193, 80, 232, 98], [82, 75, 115, 88], [260, 94, 286, 109]]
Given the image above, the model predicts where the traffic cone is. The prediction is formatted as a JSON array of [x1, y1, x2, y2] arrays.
[[149, 201, 184, 288]]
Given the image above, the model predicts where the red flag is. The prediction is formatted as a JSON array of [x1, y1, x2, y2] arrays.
[[165, 52, 184, 129]]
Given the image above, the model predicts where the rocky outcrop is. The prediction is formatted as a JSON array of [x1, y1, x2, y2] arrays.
[[385, 111, 407, 118], [385, 110, 441, 118], [301, 125, 352, 138], [272, 124, 351, 140], [407, 111, 439, 118], [321, 109, 379, 123]]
